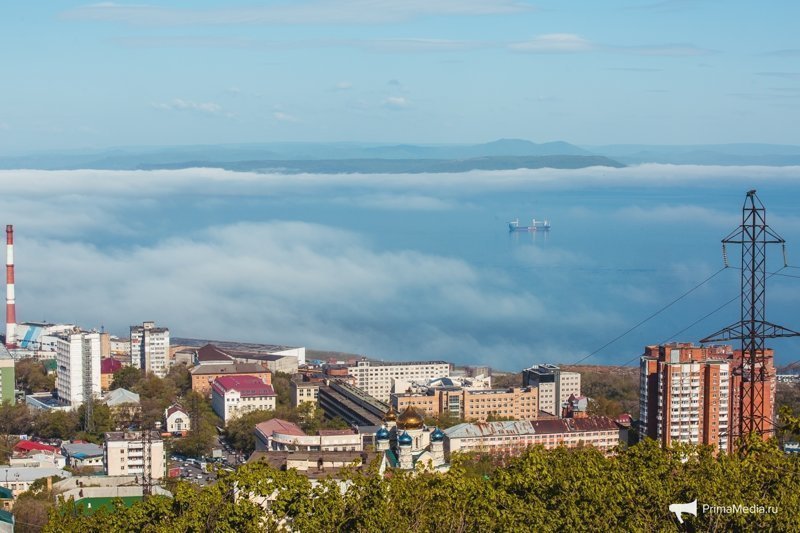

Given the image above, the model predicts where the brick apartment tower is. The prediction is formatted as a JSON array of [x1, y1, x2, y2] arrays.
[[639, 342, 774, 453]]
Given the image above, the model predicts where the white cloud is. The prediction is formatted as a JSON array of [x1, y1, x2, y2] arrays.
[[511, 34, 713, 57], [153, 98, 228, 116], [63, 1, 534, 26], [273, 111, 298, 122], [383, 96, 410, 109], [331, 194, 456, 211], [510, 33, 593, 53], [334, 81, 353, 91], [2, 165, 798, 368]]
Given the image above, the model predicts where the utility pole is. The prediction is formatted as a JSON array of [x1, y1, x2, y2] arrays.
[[702, 190, 800, 444]]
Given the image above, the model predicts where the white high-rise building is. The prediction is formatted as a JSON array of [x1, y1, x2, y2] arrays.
[[130, 321, 170, 378], [522, 364, 581, 417], [56, 330, 101, 407], [347, 359, 451, 402]]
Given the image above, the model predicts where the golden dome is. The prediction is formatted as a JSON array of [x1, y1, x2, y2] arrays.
[[397, 406, 424, 430], [383, 405, 398, 422]]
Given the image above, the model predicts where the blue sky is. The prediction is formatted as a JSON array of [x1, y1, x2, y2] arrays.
[[2, 1, 800, 153]]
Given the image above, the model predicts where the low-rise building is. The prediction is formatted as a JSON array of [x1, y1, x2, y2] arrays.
[[190, 359, 272, 396], [164, 404, 190, 433], [100, 357, 122, 391], [290, 374, 321, 408], [61, 442, 104, 470], [104, 430, 165, 479], [445, 417, 620, 456], [0, 466, 72, 496], [393, 386, 540, 422], [318, 380, 388, 427], [254, 419, 362, 452], [211, 375, 276, 424]]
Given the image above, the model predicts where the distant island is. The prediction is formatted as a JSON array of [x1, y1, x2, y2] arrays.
[[4, 138, 800, 171], [139, 155, 624, 174]]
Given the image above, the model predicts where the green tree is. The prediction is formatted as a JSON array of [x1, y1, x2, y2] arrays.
[[75, 400, 115, 443], [134, 373, 178, 426], [271, 372, 292, 408], [170, 391, 218, 458], [0, 401, 33, 462], [111, 365, 143, 391], [165, 364, 191, 397], [44, 438, 800, 532], [15, 357, 55, 393], [34, 409, 79, 440]]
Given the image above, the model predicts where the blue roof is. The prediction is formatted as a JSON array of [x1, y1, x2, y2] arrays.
[[0, 509, 13, 525], [376, 427, 390, 440], [398, 431, 412, 446], [430, 427, 444, 442]]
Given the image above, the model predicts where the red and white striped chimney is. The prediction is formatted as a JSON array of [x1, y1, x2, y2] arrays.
[[6, 225, 16, 348]]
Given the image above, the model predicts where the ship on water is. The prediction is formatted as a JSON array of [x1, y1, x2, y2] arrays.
[[508, 218, 550, 232]]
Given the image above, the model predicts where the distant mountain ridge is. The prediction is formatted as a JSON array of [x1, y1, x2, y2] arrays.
[[138, 155, 624, 174], [3, 139, 800, 170], [0, 138, 610, 172]]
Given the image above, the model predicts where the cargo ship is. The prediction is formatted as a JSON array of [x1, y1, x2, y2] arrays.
[[508, 218, 550, 232]]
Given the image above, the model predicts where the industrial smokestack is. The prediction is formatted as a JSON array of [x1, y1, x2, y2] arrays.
[[6, 225, 16, 348]]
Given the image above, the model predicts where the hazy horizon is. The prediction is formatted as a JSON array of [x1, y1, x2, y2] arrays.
[[3, 2, 800, 153]]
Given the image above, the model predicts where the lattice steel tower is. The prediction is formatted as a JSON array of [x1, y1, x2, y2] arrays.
[[702, 190, 799, 441]]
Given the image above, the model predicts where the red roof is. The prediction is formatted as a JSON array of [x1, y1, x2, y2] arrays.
[[166, 404, 188, 418], [255, 418, 305, 438], [198, 344, 234, 363], [100, 358, 123, 375], [212, 375, 275, 397], [14, 440, 58, 454]]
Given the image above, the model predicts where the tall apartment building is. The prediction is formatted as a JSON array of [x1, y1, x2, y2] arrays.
[[638, 342, 773, 453], [347, 359, 451, 402], [393, 386, 540, 422], [104, 430, 165, 479], [522, 364, 581, 416], [130, 321, 170, 378], [56, 330, 101, 407], [0, 345, 14, 404]]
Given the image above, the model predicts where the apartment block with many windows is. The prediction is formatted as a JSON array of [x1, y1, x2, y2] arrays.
[[347, 359, 451, 402], [638, 342, 772, 453]]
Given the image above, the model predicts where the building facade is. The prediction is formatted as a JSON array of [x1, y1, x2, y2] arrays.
[[445, 417, 620, 456], [317, 380, 389, 427], [56, 330, 101, 407], [211, 375, 276, 424], [290, 375, 321, 408], [347, 359, 451, 402], [637, 342, 767, 453], [393, 386, 540, 422], [254, 418, 362, 452], [130, 321, 170, 378], [522, 364, 581, 416], [100, 357, 122, 391], [164, 404, 191, 433], [190, 362, 272, 396], [0, 346, 14, 404], [104, 430, 166, 479]]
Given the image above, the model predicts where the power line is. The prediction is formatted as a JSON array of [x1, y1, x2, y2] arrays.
[[570, 266, 729, 366]]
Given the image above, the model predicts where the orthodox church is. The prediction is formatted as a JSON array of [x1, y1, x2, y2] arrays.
[[375, 405, 449, 472]]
